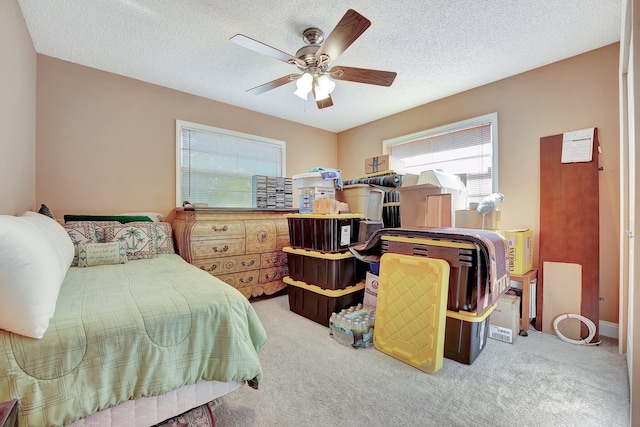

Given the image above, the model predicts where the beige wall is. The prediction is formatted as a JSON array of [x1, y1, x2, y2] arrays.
[[0, 0, 36, 215], [32, 37, 621, 323], [337, 43, 621, 324], [35, 55, 337, 221]]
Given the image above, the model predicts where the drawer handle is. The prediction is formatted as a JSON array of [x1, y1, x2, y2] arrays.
[[212, 245, 229, 253], [240, 276, 254, 284], [200, 265, 217, 272], [265, 256, 280, 265], [241, 260, 255, 267], [265, 272, 278, 279], [212, 225, 228, 232]]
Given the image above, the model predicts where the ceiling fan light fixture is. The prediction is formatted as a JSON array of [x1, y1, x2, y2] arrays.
[[316, 74, 336, 93], [294, 72, 313, 100]]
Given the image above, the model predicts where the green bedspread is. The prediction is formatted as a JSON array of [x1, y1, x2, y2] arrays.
[[0, 254, 267, 427]]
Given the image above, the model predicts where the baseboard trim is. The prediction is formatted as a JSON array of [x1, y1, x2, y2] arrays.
[[599, 320, 619, 339]]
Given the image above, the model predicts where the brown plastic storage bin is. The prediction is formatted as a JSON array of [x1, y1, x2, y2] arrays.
[[444, 304, 494, 364], [283, 246, 366, 290], [381, 235, 485, 314], [284, 276, 365, 326], [285, 213, 363, 253]]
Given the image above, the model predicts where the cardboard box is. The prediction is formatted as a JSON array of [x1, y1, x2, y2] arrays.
[[489, 294, 520, 344], [364, 155, 405, 174], [455, 209, 501, 231], [396, 170, 467, 227], [312, 198, 348, 214], [363, 271, 379, 309], [298, 187, 336, 213], [504, 229, 533, 275]]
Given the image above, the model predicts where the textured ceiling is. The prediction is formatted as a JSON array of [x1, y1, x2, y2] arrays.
[[18, 0, 621, 133]]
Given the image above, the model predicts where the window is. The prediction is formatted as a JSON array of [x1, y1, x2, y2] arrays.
[[176, 120, 286, 208], [383, 113, 498, 205]]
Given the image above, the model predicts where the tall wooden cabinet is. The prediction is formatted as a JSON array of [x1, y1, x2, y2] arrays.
[[537, 129, 600, 340], [172, 208, 292, 298]]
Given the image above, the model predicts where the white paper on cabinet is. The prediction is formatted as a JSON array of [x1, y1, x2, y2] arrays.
[[561, 127, 594, 163]]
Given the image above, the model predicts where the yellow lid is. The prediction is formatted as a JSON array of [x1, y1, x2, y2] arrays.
[[446, 303, 496, 322], [381, 235, 476, 250], [284, 213, 364, 219], [283, 276, 365, 296], [374, 253, 450, 374], [282, 246, 354, 260]]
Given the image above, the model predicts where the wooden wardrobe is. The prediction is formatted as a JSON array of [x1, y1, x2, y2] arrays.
[[537, 128, 600, 340]]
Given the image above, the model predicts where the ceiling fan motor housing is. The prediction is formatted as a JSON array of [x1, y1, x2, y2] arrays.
[[302, 27, 324, 45]]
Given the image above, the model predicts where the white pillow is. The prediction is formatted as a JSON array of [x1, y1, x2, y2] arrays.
[[0, 212, 74, 338]]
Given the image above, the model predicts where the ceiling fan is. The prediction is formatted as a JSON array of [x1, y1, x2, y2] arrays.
[[230, 9, 397, 109]]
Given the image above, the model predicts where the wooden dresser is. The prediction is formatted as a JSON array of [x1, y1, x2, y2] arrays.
[[172, 208, 292, 298]]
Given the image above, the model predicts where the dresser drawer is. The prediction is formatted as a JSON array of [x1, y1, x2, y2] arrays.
[[190, 238, 245, 259], [275, 217, 289, 235], [261, 251, 287, 268], [217, 270, 260, 290], [259, 266, 287, 284], [244, 220, 277, 253], [193, 254, 261, 274], [276, 234, 291, 249], [190, 220, 245, 238]]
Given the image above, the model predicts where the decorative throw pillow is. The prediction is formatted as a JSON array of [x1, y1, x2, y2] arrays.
[[65, 220, 120, 243], [38, 203, 55, 219], [0, 212, 74, 339], [64, 222, 97, 267], [103, 223, 157, 260], [77, 241, 128, 267], [129, 221, 175, 254]]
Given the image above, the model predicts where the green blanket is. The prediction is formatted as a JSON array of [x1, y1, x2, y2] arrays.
[[0, 254, 267, 427]]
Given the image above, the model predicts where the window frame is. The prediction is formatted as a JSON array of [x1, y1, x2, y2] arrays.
[[175, 120, 286, 208], [382, 112, 499, 196]]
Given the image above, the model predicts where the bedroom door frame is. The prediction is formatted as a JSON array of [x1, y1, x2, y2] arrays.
[[619, 0, 639, 424]]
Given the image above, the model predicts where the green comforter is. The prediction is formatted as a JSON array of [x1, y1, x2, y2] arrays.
[[0, 254, 267, 427]]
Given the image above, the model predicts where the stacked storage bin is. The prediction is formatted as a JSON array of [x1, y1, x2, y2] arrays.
[[379, 234, 497, 365], [283, 213, 366, 326], [382, 191, 401, 228]]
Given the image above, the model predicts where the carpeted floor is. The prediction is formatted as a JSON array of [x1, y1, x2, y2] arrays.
[[209, 293, 630, 427]]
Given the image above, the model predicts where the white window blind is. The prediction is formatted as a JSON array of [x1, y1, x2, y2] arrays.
[[383, 113, 498, 205], [176, 120, 285, 208]]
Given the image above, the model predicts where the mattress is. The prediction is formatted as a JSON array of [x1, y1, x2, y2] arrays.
[[69, 379, 241, 427], [0, 254, 267, 427]]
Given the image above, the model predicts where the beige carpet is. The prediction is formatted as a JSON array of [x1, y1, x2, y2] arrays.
[[211, 293, 629, 427]]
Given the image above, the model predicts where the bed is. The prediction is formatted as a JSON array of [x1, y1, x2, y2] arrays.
[[0, 212, 267, 426]]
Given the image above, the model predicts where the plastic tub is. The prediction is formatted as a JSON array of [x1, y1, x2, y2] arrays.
[[444, 304, 495, 365], [285, 276, 365, 326], [285, 213, 363, 253], [292, 172, 336, 189], [284, 246, 366, 290], [336, 184, 385, 221]]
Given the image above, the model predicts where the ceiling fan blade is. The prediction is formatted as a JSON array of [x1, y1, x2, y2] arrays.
[[330, 66, 397, 86], [316, 95, 334, 109], [246, 74, 299, 95], [315, 9, 371, 63], [230, 34, 298, 64]]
